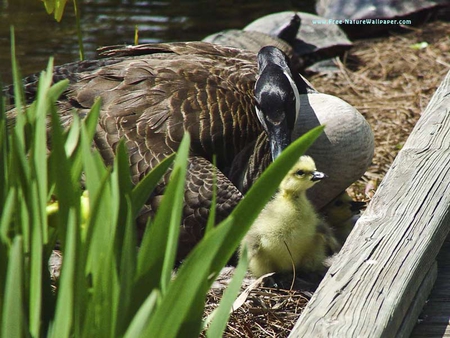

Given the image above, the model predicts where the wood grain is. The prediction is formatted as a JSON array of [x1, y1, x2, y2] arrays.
[[410, 239, 450, 337], [290, 71, 450, 337]]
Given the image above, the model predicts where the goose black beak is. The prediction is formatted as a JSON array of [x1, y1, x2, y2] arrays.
[[269, 125, 290, 160], [311, 171, 327, 182], [254, 91, 293, 161]]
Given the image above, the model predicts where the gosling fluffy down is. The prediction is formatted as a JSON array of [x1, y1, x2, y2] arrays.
[[240, 155, 339, 278]]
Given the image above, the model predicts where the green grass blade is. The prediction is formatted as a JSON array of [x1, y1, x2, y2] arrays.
[[123, 290, 160, 338], [0, 95, 8, 208], [111, 141, 133, 255], [65, 115, 81, 157], [1, 236, 25, 338], [29, 182, 44, 337], [206, 246, 248, 337], [141, 216, 235, 338], [68, 98, 101, 182], [10, 27, 24, 115], [0, 188, 16, 244], [27, 63, 69, 337], [131, 153, 175, 216], [31, 61, 54, 246], [50, 208, 77, 338], [10, 135, 31, 252], [159, 134, 189, 293], [48, 99, 81, 243], [136, 133, 189, 291], [115, 196, 137, 337]]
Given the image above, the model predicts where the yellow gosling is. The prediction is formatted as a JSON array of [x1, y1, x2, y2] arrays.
[[240, 155, 337, 277]]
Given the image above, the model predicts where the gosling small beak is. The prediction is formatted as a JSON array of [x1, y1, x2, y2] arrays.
[[311, 171, 327, 182], [350, 201, 366, 212]]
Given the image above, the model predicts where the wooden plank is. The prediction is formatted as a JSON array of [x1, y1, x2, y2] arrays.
[[410, 238, 450, 337], [290, 70, 450, 338], [397, 262, 437, 338]]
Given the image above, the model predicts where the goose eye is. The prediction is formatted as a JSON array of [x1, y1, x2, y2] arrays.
[[296, 170, 305, 176]]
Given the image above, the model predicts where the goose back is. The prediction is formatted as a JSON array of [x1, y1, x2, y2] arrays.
[[63, 43, 264, 181]]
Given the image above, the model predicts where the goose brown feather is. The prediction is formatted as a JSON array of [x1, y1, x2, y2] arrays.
[[44, 43, 263, 184]]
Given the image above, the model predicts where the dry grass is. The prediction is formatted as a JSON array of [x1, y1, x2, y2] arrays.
[[205, 20, 450, 337], [206, 286, 311, 337]]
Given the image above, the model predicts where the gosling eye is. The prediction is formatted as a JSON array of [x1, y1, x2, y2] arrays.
[[335, 200, 344, 207], [295, 170, 305, 176]]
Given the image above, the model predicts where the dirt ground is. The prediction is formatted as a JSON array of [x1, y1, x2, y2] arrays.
[[205, 20, 450, 337]]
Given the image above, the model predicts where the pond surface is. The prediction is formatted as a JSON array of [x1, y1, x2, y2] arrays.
[[0, 0, 315, 84]]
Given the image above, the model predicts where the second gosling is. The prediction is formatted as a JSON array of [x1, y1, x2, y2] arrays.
[[240, 155, 335, 278]]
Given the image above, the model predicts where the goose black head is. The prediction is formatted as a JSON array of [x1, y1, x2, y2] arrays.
[[255, 46, 300, 160]]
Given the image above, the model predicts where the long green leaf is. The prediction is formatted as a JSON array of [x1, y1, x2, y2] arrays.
[[0, 94, 8, 208], [206, 246, 248, 337], [111, 141, 133, 258], [123, 290, 160, 338], [160, 134, 189, 293], [29, 182, 44, 337], [115, 196, 137, 337], [50, 208, 77, 338], [141, 216, 235, 338], [131, 153, 175, 217], [28, 60, 61, 337], [136, 133, 189, 291], [1, 236, 25, 338], [68, 98, 101, 182], [10, 27, 24, 116], [0, 188, 16, 244]]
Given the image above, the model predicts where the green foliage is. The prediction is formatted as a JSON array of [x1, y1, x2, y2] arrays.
[[41, 0, 84, 60], [0, 43, 323, 337], [42, 0, 68, 22]]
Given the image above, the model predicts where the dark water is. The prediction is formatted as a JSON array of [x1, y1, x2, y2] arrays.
[[0, 0, 316, 84]]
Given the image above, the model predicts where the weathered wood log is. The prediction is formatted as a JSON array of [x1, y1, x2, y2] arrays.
[[290, 70, 450, 337], [397, 262, 437, 338], [410, 239, 450, 337]]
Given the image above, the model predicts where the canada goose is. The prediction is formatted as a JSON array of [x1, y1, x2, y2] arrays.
[[4, 42, 373, 261], [240, 155, 337, 277]]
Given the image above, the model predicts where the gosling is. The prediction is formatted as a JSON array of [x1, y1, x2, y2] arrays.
[[320, 191, 366, 246], [240, 155, 337, 278]]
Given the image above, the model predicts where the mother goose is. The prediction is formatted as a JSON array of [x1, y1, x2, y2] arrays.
[[4, 42, 374, 260]]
